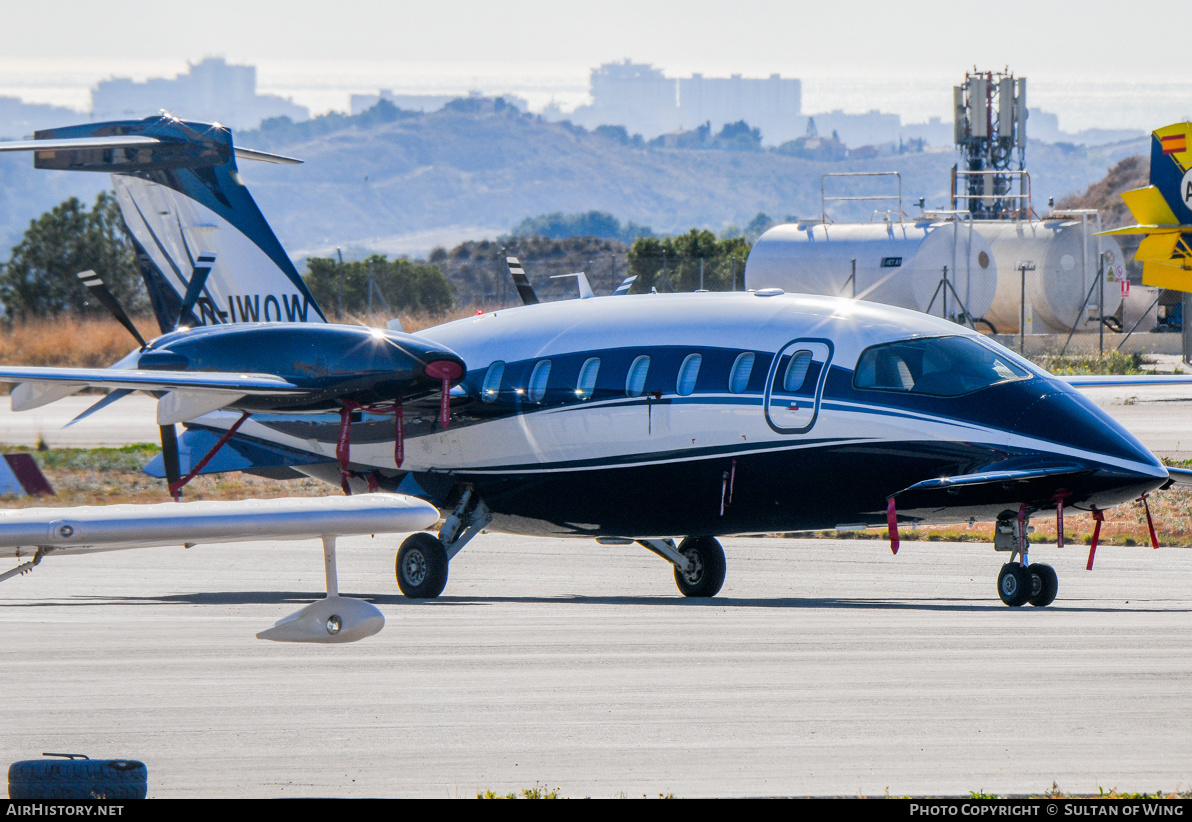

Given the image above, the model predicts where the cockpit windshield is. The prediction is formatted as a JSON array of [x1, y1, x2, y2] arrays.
[[853, 336, 1032, 397]]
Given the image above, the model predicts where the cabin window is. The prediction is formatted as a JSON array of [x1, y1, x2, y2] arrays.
[[676, 354, 701, 396], [626, 355, 651, 397], [854, 336, 1031, 397], [782, 351, 813, 392], [481, 361, 505, 403], [576, 357, 600, 399], [729, 352, 754, 394], [528, 359, 551, 403]]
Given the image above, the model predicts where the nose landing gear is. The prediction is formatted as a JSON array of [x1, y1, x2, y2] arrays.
[[994, 510, 1058, 608]]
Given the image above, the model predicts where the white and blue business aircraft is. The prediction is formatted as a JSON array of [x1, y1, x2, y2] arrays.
[[0, 115, 1188, 613]]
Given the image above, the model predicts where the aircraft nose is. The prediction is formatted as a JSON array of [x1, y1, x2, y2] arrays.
[[1014, 387, 1168, 497]]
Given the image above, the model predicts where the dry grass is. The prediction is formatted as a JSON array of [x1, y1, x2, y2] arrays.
[[0, 315, 160, 368], [0, 445, 330, 508]]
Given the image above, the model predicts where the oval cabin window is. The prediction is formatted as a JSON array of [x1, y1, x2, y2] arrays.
[[528, 359, 551, 403], [729, 352, 754, 394], [676, 354, 701, 396], [783, 351, 813, 392], [481, 361, 505, 403], [625, 355, 650, 397], [576, 357, 600, 399]]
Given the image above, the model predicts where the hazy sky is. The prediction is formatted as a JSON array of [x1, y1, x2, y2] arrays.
[[1, 1, 1183, 129], [4, 0, 1174, 75]]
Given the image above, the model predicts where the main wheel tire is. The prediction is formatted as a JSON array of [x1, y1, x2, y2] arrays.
[[396, 533, 448, 599], [997, 563, 1030, 607], [1027, 563, 1059, 608], [673, 536, 726, 598], [8, 758, 147, 800]]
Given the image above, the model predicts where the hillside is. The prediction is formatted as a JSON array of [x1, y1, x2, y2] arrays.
[[234, 102, 1149, 259], [0, 101, 1149, 261], [1054, 153, 1148, 228]]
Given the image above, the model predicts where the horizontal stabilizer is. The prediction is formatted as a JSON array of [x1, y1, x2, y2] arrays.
[[142, 425, 333, 479], [0, 135, 301, 165], [1122, 186, 1179, 227], [550, 272, 595, 299], [0, 366, 302, 397]]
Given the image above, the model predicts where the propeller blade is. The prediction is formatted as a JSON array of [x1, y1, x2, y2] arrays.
[[176, 253, 217, 329], [76, 270, 147, 348], [160, 423, 182, 498], [505, 257, 540, 305], [64, 388, 132, 428]]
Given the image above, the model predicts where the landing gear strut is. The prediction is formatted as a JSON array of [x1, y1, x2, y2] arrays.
[[994, 509, 1058, 608], [637, 536, 726, 597], [395, 485, 491, 599]]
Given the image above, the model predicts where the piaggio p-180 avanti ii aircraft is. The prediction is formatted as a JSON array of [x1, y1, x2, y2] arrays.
[[0, 115, 1190, 621]]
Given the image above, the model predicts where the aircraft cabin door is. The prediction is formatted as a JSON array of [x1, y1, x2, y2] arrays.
[[764, 339, 833, 434]]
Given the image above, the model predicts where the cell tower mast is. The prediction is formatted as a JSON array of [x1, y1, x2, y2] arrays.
[[952, 69, 1028, 219]]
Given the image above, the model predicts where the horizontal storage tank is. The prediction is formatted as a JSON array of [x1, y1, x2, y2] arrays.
[[973, 218, 1125, 335], [745, 219, 998, 326]]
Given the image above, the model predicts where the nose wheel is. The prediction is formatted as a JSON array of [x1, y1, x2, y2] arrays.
[[997, 562, 1058, 607]]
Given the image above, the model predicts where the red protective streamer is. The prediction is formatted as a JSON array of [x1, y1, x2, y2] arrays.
[[336, 402, 358, 495], [887, 497, 899, 555], [1140, 493, 1159, 550], [168, 411, 251, 500], [423, 360, 462, 431], [1087, 508, 1104, 571], [1053, 491, 1071, 549]]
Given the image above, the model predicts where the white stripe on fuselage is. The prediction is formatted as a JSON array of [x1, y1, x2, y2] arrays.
[[189, 293, 1162, 482]]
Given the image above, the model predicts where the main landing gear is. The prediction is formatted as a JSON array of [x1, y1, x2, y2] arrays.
[[636, 536, 727, 597], [395, 486, 491, 599], [994, 511, 1058, 608]]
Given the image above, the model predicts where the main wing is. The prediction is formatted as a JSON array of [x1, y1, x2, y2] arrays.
[[0, 493, 441, 644]]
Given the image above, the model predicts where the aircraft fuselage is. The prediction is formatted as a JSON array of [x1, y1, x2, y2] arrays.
[[227, 292, 1167, 538]]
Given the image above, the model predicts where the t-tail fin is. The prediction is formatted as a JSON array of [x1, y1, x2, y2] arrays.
[[3, 116, 326, 330], [1102, 123, 1192, 292]]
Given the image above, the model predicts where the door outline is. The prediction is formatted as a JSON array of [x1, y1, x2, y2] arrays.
[[763, 338, 834, 434]]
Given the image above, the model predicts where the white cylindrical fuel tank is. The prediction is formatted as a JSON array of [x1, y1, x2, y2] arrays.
[[745, 219, 998, 324], [973, 219, 1124, 335]]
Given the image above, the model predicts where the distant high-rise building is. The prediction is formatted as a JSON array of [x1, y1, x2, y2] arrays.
[[91, 58, 308, 129], [566, 61, 803, 144], [678, 73, 802, 143]]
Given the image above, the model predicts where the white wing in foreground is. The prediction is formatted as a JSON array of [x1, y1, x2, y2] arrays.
[[0, 493, 440, 644]]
